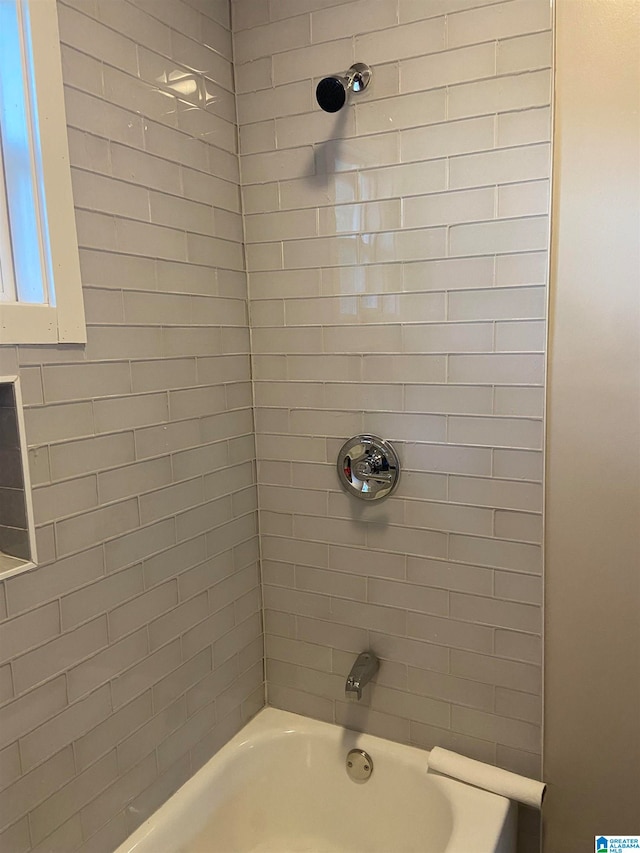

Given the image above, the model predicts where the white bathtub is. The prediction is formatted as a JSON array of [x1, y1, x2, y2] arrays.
[[116, 708, 516, 853]]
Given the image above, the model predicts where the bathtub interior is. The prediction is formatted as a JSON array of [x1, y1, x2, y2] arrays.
[[185, 732, 455, 852], [120, 708, 516, 853]]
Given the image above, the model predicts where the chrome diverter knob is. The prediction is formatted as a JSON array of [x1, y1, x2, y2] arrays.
[[337, 435, 400, 501]]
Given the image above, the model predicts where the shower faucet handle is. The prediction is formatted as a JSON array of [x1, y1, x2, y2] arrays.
[[337, 435, 400, 501]]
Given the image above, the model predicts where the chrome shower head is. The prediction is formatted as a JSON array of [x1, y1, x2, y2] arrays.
[[315, 62, 372, 112]]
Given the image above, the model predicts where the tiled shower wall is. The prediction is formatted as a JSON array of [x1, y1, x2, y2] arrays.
[[236, 0, 550, 779], [0, 1, 263, 850]]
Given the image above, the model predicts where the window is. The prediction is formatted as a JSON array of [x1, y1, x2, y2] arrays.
[[0, 0, 86, 345]]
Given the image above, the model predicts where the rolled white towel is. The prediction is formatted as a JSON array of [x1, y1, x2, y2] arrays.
[[428, 747, 546, 809]]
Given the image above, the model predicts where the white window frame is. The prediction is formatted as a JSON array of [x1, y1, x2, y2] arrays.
[[0, 0, 86, 345]]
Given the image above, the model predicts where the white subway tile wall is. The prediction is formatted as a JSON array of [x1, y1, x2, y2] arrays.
[[0, 0, 263, 850], [235, 0, 549, 810]]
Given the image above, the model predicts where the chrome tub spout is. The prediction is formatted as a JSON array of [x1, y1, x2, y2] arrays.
[[345, 651, 379, 701]]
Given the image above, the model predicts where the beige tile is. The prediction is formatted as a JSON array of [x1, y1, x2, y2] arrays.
[[497, 106, 550, 147], [268, 683, 334, 723], [498, 383, 543, 416], [368, 578, 448, 615], [494, 629, 541, 664], [74, 692, 153, 772], [13, 617, 108, 696], [406, 556, 493, 595], [152, 647, 212, 711], [148, 592, 209, 651], [449, 476, 542, 512], [296, 565, 367, 602], [311, 0, 396, 45], [186, 656, 238, 716], [498, 179, 550, 218], [451, 592, 540, 633], [20, 685, 112, 773], [495, 687, 541, 724], [0, 742, 21, 790], [451, 649, 541, 693], [492, 449, 543, 481], [451, 705, 540, 752], [181, 603, 235, 661], [497, 745, 541, 780], [495, 509, 542, 542], [235, 56, 272, 93], [494, 321, 546, 352], [55, 499, 140, 558], [214, 611, 262, 666], [42, 362, 131, 404], [405, 500, 493, 536], [30, 755, 116, 847], [448, 353, 545, 384], [448, 0, 551, 49], [131, 357, 198, 394], [82, 813, 129, 853], [335, 702, 411, 744], [234, 14, 310, 64], [448, 415, 543, 450], [25, 402, 94, 445], [0, 747, 76, 836], [0, 602, 60, 665], [357, 16, 444, 64], [94, 393, 170, 434], [410, 718, 497, 764], [117, 698, 186, 773], [80, 753, 157, 840], [109, 581, 178, 642], [98, 459, 173, 505], [67, 629, 148, 703], [359, 159, 446, 202], [450, 143, 550, 190], [371, 684, 450, 729], [450, 216, 549, 256], [405, 384, 493, 415], [140, 479, 206, 525], [104, 519, 176, 572], [57, 4, 138, 75], [267, 659, 341, 702], [401, 442, 492, 476], [401, 115, 494, 164], [30, 816, 84, 853], [0, 677, 67, 750], [494, 571, 542, 605], [408, 611, 494, 653], [402, 42, 495, 93], [295, 615, 368, 657], [408, 666, 494, 711], [450, 534, 542, 573], [111, 639, 182, 709], [156, 699, 219, 771]]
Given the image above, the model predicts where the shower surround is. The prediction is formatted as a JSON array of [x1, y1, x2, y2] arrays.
[[237, 0, 550, 780], [0, 0, 550, 850]]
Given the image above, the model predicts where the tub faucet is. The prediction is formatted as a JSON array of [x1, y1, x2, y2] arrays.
[[345, 651, 379, 701]]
